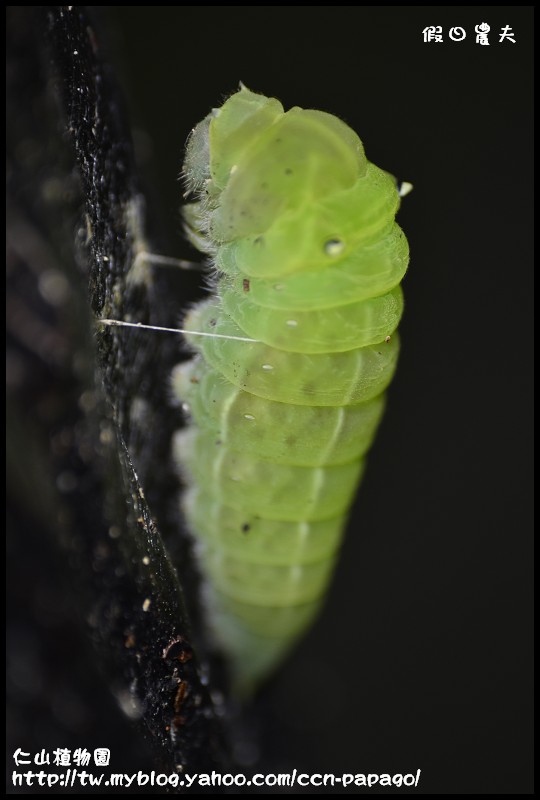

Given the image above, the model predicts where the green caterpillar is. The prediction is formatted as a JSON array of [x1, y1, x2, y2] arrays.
[[172, 86, 409, 695]]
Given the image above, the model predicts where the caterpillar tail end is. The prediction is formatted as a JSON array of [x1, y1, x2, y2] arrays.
[[202, 587, 322, 700]]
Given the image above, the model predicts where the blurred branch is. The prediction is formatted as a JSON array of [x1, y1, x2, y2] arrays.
[[7, 6, 227, 776]]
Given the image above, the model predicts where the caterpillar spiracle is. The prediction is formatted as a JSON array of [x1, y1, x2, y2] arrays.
[[172, 86, 410, 695]]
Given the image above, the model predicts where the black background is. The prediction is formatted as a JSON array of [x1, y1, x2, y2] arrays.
[[9, 6, 534, 794]]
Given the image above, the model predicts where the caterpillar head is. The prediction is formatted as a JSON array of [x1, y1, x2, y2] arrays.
[[183, 86, 371, 248]]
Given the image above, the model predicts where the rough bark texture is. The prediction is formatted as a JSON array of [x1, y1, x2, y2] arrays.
[[7, 6, 228, 782]]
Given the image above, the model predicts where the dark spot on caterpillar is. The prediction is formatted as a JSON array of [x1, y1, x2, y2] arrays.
[[241, 523, 251, 533], [285, 435, 296, 446], [275, 138, 282, 143], [215, 439, 222, 446], [284, 168, 293, 175], [190, 375, 200, 384], [163, 637, 193, 664], [209, 319, 216, 327], [254, 236, 264, 246], [243, 278, 250, 292], [385, 335, 391, 343]]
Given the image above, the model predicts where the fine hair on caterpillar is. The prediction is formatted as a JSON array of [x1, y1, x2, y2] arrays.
[[99, 86, 411, 697]]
